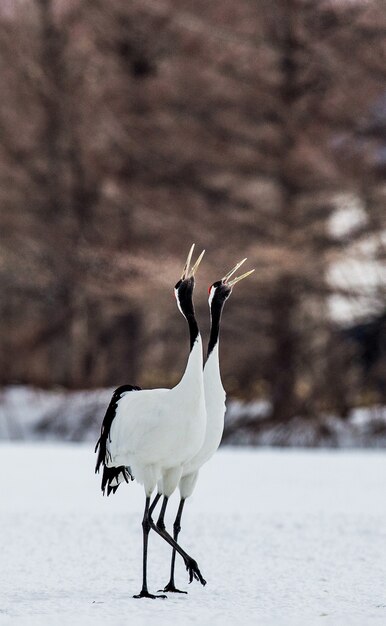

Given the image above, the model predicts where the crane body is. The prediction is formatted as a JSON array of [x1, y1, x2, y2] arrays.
[[158, 260, 255, 594], [95, 245, 207, 598]]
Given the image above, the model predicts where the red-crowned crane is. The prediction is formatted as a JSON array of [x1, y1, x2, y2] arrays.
[[154, 259, 255, 593], [95, 245, 207, 599]]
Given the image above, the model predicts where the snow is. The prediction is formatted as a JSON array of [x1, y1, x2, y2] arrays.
[[0, 386, 112, 442], [225, 405, 386, 448], [2, 385, 386, 448], [1, 444, 386, 625]]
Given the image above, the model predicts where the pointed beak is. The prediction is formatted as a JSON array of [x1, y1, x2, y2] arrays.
[[181, 244, 195, 279], [222, 258, 247, 283], [190, 249, 205, 276], [227, 268, 255, 287], [181, 244, 205, 279]]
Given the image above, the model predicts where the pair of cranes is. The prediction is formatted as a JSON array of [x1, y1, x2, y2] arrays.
[[95, 245, 254, 599]]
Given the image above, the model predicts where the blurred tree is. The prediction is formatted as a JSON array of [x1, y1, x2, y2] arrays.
[[0, 0, 385, 428]]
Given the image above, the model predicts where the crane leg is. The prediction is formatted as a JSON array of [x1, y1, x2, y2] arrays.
[[149, 492, 161, 516], [152, 496, 204, 588], [146, 494, 206, 587], [160, 497, 187, 593], [133, 496, 167, 599]]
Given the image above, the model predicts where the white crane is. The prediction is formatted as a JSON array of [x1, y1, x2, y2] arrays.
[[95, 244, 207, 599], [153, 259, 255, 594]]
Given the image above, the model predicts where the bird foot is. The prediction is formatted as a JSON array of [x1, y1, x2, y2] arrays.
[[185, 558, 207, 586], [133, 590, 167, 599], [159, 582, 187, 594]]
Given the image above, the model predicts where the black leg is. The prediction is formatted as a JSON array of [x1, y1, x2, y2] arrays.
[[133, 496, 167, 599], [149, 492, 161, 516], [155, 495, 169, 531], [161, 498, 187, 594], [149, 496, 206, 587]]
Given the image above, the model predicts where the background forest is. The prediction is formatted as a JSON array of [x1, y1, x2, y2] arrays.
[[1, 0, 386, 443]]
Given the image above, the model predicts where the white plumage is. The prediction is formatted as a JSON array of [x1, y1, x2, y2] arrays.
[[107, 336, 206, 497]]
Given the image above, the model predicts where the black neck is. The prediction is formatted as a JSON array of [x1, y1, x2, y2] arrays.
[[207, 300, 224, 358], [177, 280, 199, 351], [186, 314, 199, 351]]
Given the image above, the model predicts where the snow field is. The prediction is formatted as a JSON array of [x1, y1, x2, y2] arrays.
[[1, 444, 386, 625]]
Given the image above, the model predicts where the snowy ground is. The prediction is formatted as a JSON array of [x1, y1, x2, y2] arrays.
[[1, 445, 386, 626]]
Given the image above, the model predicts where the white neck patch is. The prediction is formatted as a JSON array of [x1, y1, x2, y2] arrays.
[[174, 287, 184, 316], [208, 286, 217, 309]]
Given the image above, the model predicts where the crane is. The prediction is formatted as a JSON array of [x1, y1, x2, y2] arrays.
[[154, 259, 255, 594], [95, 244, 207, 599]]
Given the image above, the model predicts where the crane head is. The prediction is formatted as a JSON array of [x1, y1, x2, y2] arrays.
[[208, 259, 255, 307], [174, 244, 205, 316]]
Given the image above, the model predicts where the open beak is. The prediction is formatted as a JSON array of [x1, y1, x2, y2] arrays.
[[222, 258, 247, 282], [181, 244, 205, 279], [222, 259, 255, 287], [227, 269, 255, 287]]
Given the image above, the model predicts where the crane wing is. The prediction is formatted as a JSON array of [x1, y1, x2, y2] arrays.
[[95, 384, 141, 496]]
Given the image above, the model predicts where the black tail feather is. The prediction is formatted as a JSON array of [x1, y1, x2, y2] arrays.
[[101, 465, 133, 496], [95, 384, 141, 496]]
